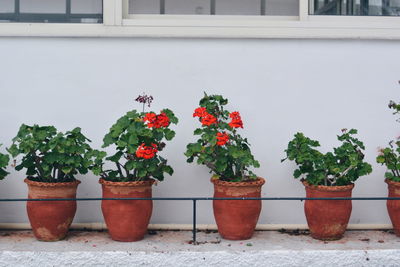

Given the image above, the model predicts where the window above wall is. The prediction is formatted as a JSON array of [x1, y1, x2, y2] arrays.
[[311, 0, 400, 16], [0, 0, 103, 23], [0, 0, 400, 39], [128, 0, 298, 16]]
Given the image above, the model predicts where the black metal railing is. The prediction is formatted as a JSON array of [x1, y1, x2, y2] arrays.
[[1, 196, 399, 244]]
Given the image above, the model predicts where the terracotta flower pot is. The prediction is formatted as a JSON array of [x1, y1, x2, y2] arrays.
[[303, 180, 354, 240], [99, 178, 154, 242], [386, 179, 400, 236], [25, 178, 80, 241], [211, 177, 265, 240]]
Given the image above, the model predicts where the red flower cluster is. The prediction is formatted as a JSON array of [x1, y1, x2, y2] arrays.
[[193, 107, 207, 118], [144, 112, 170, 128], [228, 111, 243, 128], [193, 107, 217, 126], [201, 114, 217, 126], [216, 132, 229, 146], [136, 143, 158, 159]]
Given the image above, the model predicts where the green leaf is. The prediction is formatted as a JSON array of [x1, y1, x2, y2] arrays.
[[128, 134, 138, 145], [137, 169, 147, 178], [61, 166, 73, 174], [107, 151, 123, 163], [125, 160, 137, 171], [194, 128, 203, 135], [164, 129, 176, 141], [163, 165, 174, 175]]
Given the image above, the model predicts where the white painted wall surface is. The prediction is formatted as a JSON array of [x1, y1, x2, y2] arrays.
[[0, 38, 398, 225]]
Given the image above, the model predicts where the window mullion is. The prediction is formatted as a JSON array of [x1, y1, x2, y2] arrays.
[[260, 0, 266, 16], [14, 0, 20, 22], [210, 0, 216, 15], [103, 0, 122, 26], [160, 0, 165, 15], [66, 0, 71, 22], [299, 0, 309, 21]]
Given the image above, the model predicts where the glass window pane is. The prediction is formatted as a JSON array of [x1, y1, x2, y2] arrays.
[[216, 0, 260, 15], [166, 0, 210, 15], [0, 0, 14, 13], [266, 0, 299, 16], [310, 0, 400, 16], [71, 0, 102, 14], [20, 0, 66, 14], [129, 0, 299, 15], [129, 0, 160, 14], [0, 0, 103, 23]]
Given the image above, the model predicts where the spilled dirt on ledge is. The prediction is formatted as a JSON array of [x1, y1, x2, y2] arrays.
[[0, 230, 398, 253], [278, 228, 310, 236]]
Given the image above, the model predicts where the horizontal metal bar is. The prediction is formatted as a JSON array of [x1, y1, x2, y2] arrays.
[[0, 197, 399, 202]]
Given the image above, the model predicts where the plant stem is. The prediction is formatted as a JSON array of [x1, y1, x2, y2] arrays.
[[52, 167, 56, 179], [116, 162, 123, 177], [123, 164, 129, 178], [205, 162, 216, 172], [31, 152, 44, 178]]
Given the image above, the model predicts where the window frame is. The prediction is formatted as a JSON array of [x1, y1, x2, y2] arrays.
[[0, 0, 400, 39]]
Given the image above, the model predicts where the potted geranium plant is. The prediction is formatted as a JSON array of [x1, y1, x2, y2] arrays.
[[282, 129, 372, 240], [94, 94, 178, 242], [0, 145, 10, 180], [376, 100, 400, 236], [185, 93, 264, 241], [7, 125, 104, 241]]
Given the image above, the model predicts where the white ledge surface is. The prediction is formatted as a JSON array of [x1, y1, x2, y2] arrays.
[[0, 230, 399, 266]]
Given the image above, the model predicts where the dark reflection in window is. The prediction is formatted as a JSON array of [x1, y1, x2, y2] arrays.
[[311, 0, 400, 16], [0, 0, 103, 23]]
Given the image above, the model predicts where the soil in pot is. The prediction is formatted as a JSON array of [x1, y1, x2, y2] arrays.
[[386, 179, 400, 236], [303, 180, 354, 241], [211, 177, 265, 240], [25, 178, 80, 242], [100, 178, 154, 242]]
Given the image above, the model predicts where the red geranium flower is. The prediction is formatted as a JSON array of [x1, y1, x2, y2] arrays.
[[143, 112, 157, 128], [144, 112, 170, 128], [201, 113, 217, 126], [228, 111, 243, 128], [193, 107, 207, 118], [155, 112, 170, 128], [216, 132, 229, 146], [136, 143, 158, 159]]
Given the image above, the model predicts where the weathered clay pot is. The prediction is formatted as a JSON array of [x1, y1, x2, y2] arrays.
[[211, 177, 265, 240], [25, 178, 80, 241], [303, 180, 354, 240], [386, 179, 400, 236], [99, 178, 154, 242]]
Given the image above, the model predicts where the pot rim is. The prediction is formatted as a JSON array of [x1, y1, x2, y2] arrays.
[[385, 178, 400, 187], [99, 178, 155, 187], [210, 177, 265, 187], [302, 179, 354, 192], [24, 178, 81, 188]]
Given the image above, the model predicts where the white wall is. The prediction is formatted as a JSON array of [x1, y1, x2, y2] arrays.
[[0, 37, 398, 225]]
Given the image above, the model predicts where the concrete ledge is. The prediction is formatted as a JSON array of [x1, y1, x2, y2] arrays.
[[0, 222, 393, 231], [0, 230, 399, 266]]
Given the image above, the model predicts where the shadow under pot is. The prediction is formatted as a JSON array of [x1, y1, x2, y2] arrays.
[[211, 177, 265, 240], [302, 180, 354, 241], [25, 178, 80, 241], [386, 179, 400, 236], [99, 178, 155, 242]]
